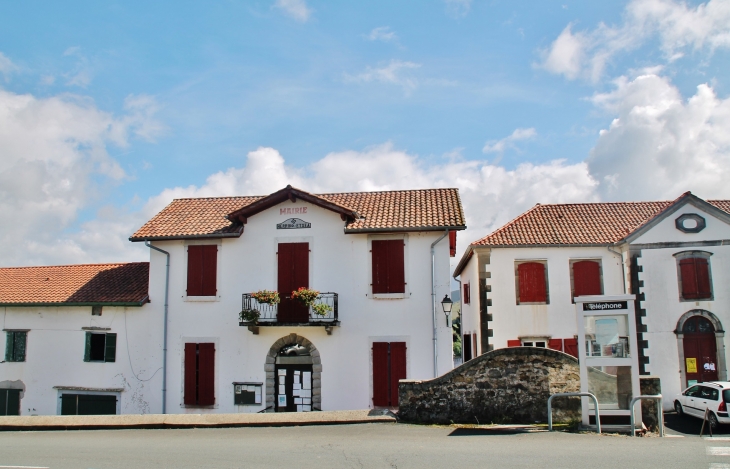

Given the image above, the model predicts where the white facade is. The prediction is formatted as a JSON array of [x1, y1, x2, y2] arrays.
[[1, 190, 460, 415], [456, 195, 730, 410]]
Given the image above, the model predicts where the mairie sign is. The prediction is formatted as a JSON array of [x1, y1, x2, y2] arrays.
[[582, 301, 628, 311], [277, 218, 311, 229]]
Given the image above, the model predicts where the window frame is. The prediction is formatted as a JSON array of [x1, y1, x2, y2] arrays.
[[368, 234, 409, 299], [463, 282, 471, 305], [4, 330, 27, 362], [521, 337, 549, 348], [83, 332, 116, 363], [514, 260, 550, 305], [674, 251, 714, 302], [569, 258, 604, 302], [184, 240, 221, 302]]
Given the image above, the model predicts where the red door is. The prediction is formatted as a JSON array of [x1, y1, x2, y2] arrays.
[[683, 316, 719, 386], [278, 243, 309, 323], [372, 342, 407, 407]]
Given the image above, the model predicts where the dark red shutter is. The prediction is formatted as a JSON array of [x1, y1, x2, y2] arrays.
[[201, 245, 217, 296], [695, 258, 711, 298], [518, 262, 546, 303], [389, 342, 407, 407], [197, 343, 215, 406], [372, 342, 389, 407], [548, 339, 563, 351], [463, 283, 470, 305], [184, 343, 197, 405], [573, 261, 601, 297], [463, 334, 472, 361], [372, 240, 405, 294], [680, 258, 699, 299], [187, 246, 203, 296], [449, 231, 457, 257], [507, 340, 521, 347], [563, 338, 578, 358]]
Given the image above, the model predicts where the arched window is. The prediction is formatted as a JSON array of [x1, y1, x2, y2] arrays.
[[674, 251, 713, 301]]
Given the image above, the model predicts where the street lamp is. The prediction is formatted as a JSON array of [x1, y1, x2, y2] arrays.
[[441, 294, 453, 326]]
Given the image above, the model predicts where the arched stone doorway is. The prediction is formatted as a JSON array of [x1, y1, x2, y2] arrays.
[[265, 333, 321, 412], [675, 310, 726, 387]]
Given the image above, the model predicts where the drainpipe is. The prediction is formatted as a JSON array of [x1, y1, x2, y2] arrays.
[[145, 240, 170, 414], [431, 229, 449, 378], [607, 244, 626, 294]]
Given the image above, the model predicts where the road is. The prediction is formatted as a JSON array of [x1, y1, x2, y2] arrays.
[[1, 419, 729, 469]]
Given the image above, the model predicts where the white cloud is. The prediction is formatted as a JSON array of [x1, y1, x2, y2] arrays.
[[0, 89, 163, 266], [367, 27, 397, 42], [274, 0, 311, 22], [0, 52, 19, 80], [444, 0, 472, 18], [344, 60, 422, 94], [482, 128, 537, 154], [539, 0, 730, 81], [588, 73, 730, 201]]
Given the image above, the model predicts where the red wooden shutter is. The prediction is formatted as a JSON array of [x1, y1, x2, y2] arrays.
[[563, 338, 578, 358], [183, 343, 197, 405], [201, 245, 217, 296], [573, 261, 601, 297], [372, 240, 405, 294], [187, 246, 203, 296], [548, 339, 563, 351], [372, 342, 389, 407], [292, 243, 310, 289], [463, 283, 470, 305], [518, 262, 546, 303], [507, 340, 521, 347], [197, 343, 215, 406], [680, 258, 699, 299], [695, 258, 711, 299], [472, 332, 477, 358], [463, 334, 472, 361], [389, 342, 407, 407], [449, 231, 457, 257]]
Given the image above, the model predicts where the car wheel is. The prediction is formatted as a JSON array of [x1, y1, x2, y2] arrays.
[[674, 401, 684, 416], [709, 412, 719, 430]]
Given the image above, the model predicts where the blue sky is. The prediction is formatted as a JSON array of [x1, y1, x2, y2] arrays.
[[0, 0, 729, 266]]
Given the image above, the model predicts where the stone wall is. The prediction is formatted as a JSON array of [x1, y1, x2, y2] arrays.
[[398, 347, 662, 429]]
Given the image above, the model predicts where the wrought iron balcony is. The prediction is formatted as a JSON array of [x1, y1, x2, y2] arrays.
[[240, 292, 339, 334]]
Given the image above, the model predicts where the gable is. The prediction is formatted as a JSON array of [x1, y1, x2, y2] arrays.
[[629, 199, 730, 245]]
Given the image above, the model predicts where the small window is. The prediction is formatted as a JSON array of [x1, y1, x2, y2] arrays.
[[371, 239, 405, 294], [522, 339, 546, 348], [675, 252, 713, 301], [84, 332, 116, 363], [184, 342, 215, 406], [0, 389, 21, 416], [515, 261, 549, 304], [571, 260, 603, 300], [5, 331, 27, 362], [463, 283, 471, 305], [61, 393, 117, 415], [187, 245, 218, 296]]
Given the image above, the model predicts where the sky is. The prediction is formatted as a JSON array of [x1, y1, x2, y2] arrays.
[[0, 0, 729, 270]]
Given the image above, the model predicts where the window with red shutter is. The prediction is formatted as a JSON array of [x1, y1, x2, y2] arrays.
[[563, 338, 578, 358], [187, 245, 217, 296], [572, 260, 602, 299], [449, 231, 457, 258], [371, 239, 405, 294], [372, 342, 406, 407], [184, 342, 215, 406], [389, 342, 407, 407], [463, 283, 470, 305], [678, 255, 712, 300], [548, 339, 563, 351], [517, 262, 548, 304]]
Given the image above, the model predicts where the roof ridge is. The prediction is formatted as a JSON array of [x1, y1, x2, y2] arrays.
[[318, 187, 459, 196], [0, 262, 149, 270]]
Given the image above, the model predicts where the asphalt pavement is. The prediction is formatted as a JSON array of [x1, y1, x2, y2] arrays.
[[0, 421, 728, 469]]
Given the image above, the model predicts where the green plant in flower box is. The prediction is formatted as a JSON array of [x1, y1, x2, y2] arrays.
[[291, 287, 320, 307], [240, 308, 260, 323], [251, 290, 280, 305], [311, 303, 332, 317]]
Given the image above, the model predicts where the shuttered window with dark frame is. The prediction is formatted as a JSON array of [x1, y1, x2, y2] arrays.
[[679, 256, 712, 300], [0, 389, 21, 416], [187, 245, 218, 297], [516, 261, 548, 304], [371, 240, 405, 294], [372, 342, 406, 407], [83, 332, 116, 363], [572, 260, 603, 299], [463, 283, 470, 305], [184, 342, 215, 406], [4, 331, 27, 362]]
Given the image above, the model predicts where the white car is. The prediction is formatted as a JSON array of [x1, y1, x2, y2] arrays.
[[674, 381, 730, 429]]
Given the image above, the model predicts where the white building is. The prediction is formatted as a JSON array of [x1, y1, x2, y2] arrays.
[[454, 192, 730, 409], [1, 186, 465, 415]]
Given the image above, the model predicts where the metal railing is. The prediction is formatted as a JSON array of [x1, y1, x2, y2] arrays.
[[547, 392, 601, 434], [240, 292, 338, 325], [629, 395, 664, 437]]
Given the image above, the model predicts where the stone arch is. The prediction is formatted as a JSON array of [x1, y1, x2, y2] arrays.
[[264, 333, 321, 411], [674, 309, 727, 385]]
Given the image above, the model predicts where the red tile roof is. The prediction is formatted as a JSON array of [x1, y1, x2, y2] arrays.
[[131, 188, 466, 240], [472, 199, 730, 247], [0, 263, 149, 306]]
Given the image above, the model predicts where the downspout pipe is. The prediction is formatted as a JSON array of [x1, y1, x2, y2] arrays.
[[145, 240, 170, 414], [431, 229, 449, 378]]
